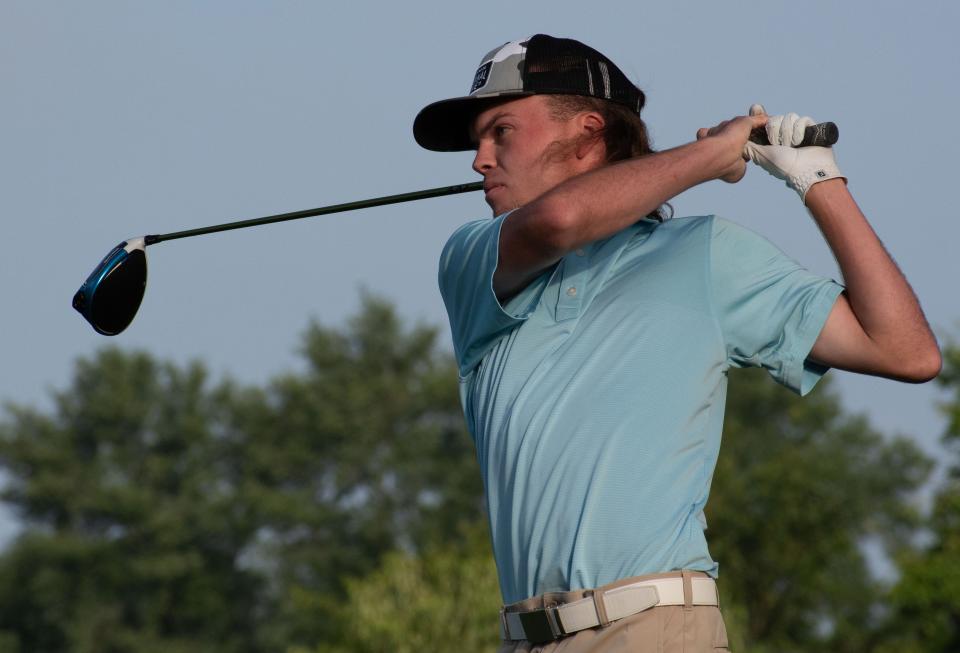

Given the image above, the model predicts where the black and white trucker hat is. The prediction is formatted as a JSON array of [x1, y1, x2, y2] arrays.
[[413, 34, 644, 152]]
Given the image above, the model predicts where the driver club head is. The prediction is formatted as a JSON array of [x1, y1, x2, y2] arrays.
[[72, 237, 148, 336], [71, 182, 485, 336]]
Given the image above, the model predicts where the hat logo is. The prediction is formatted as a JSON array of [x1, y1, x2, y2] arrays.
[[471, 61, 492, 94]]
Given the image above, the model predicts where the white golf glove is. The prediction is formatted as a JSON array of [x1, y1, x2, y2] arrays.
[[743, 104, 845, 202]]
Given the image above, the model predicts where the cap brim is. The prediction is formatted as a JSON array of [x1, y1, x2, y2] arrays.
[[413, 92, 531, 152]]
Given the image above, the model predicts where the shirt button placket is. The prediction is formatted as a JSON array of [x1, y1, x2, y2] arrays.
[[556, 251, 586, 322]]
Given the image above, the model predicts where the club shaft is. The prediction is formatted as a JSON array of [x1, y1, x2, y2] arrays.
[[144, 181, 484, 245]]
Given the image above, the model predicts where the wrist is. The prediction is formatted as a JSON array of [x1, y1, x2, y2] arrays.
[[691, 135, 742, 183], [804, 177, 850, 210], [780, 146, 845, 202], [800, 170, 847, 205]]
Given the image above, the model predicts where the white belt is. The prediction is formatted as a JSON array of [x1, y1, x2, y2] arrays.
[[500, 576, 718, 644]]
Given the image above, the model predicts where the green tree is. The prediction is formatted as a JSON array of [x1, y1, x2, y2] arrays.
[[705, 369, 932, 653], [0, 348, 263, 652], [881, 344, 960, 653], [229, 294, 482, 648], [0, 297, 937, 652], [0, 296, 483, 652], [302, 521, 501, 653]]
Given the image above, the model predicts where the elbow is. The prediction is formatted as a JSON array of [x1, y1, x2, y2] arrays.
[[899, 345, 943, 383], [915, 347, 943, 382], [523, 195, 582, 254]]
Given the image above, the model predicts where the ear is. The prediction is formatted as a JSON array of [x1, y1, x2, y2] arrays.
[[574, 111, 606, 160]]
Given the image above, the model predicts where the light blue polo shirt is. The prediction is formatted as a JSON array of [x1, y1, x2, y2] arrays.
[[438, 212, 844, 604]]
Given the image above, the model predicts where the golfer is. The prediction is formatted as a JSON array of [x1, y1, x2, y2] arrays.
[[414, 34, 940, 652]]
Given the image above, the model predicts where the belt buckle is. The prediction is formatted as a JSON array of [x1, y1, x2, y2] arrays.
[[518, 605, 565, 644]]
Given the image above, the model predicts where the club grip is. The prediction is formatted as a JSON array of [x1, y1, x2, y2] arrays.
[[750, 121, 839, 147]]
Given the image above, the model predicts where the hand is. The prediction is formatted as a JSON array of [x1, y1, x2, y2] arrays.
[[743, 104, 845, 202], [696, 114, 768, 184]]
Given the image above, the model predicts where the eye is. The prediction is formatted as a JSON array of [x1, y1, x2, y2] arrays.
[[494, 124, 511, 139]]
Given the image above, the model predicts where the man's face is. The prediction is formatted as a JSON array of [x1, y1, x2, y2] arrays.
[[470, 95, 587, 216]]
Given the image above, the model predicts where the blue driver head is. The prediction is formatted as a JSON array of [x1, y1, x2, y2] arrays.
[[72, 237, 147, 336]]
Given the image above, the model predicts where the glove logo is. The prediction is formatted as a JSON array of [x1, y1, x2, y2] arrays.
[[817, 170, 827, 178]]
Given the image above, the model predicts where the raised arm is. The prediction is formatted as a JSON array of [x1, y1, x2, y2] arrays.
[[744, 107, 941, 382], [805, 181, 941, 381], [476, 97, 765, 301]]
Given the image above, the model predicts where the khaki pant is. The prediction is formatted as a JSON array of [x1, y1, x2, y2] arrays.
[[498, 572, 730, 653]]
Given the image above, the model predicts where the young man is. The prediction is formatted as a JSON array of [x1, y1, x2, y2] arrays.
[[413, 35, 940, 652]]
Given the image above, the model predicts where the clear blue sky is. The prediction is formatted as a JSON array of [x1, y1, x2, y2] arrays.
[[2, 2, 958, 539]]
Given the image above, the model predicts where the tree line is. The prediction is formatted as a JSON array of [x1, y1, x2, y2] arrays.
[[0, 295, 956, 652]]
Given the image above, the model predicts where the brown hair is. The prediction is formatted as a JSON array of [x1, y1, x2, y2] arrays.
[[546, 94, 669, 221]]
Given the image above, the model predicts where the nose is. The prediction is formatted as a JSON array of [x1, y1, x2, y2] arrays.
[[472, 140, 495, 175]]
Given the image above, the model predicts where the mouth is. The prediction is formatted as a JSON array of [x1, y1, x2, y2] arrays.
[[483, 183, 505, 197]]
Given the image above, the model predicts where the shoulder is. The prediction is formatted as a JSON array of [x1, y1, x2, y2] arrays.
[[706, 215, 796, 265], [637, 214, 782, 258], [653, 215, 800, 281], [441, 218, 492, 257], [707, 215, 764, 242], [651, 214, 718, 240], [632, 214, 718, 258], [440, 214, 512, 261], [438, 214, 515, 304], [439, 216, 501, 281], [664, 214, 760, 244]]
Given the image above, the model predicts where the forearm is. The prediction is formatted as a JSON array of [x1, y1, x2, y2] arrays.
[[492, 113, 762, 301], [510, 136, 732, 254], [805, 180, 941, 379]]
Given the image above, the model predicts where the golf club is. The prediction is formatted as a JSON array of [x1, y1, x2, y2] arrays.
[[73, 181, 483, 335], [72, 121, 838, 336]]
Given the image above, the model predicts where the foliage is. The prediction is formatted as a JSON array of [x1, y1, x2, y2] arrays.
[[707, 369, 932, 653], [0, 298, 944, 652], [938, 344, 960, 452], [0, 295, 481, 652], [229, 293, 482, 647], [879, 344, 960, 653], [0, 349, 263, 652], [303, 521, 500, 653]]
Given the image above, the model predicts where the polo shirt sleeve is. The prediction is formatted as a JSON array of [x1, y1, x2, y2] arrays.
[[438, 213, 551, 377], [709, 217, 845, 395]]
